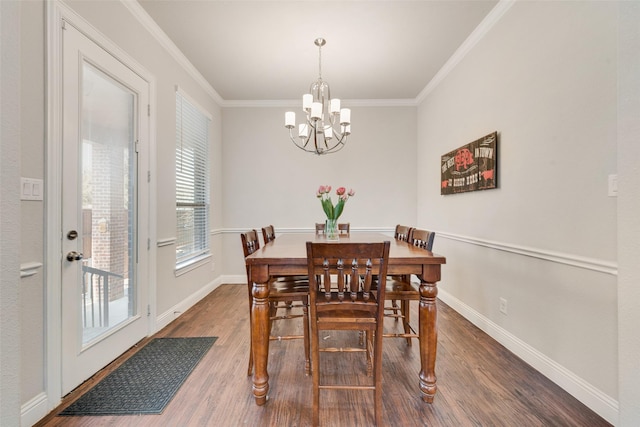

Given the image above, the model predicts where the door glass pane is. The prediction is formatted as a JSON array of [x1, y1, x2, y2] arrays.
[[81, 62, 136, 345]]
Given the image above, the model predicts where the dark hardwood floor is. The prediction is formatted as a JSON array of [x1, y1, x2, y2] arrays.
[[36, 284, 610, 426]]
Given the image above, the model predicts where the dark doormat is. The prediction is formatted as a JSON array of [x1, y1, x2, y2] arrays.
[[60, 337, 217, 416]]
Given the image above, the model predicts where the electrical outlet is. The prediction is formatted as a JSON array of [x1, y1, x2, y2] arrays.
[[499, 297, 508, 315]]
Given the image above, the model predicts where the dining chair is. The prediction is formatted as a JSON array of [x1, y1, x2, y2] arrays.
[[394, 224, 412, 242], [315, 222, 350, 235], [262, 225, 308, 283], [306, 241, 390, 426], [387, 225, 414, 319], [338, 222, 350, 235], [241, 230, 311, 375], [382, 228, 436, 346], [261, 224, 276, 244]]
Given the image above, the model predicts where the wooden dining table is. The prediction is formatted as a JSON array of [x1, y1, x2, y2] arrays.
[[244, 231, 446, 405]]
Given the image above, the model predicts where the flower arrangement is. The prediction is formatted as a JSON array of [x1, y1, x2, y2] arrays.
[[316, 185, 355, 220]]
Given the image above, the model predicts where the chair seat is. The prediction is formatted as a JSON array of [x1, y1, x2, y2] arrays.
[[269, 280, 310, 298], [383, 278, 420, 300]]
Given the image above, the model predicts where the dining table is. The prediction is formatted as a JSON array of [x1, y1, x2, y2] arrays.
[[244, 231, 446, 405]]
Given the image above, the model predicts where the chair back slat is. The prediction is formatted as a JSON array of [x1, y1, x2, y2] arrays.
[[410, 228, 435, 251], [307, 242, 390, 313], [240, 229, 260, 258], [394, 224, 412, 242], [261, 225, 276, 244]]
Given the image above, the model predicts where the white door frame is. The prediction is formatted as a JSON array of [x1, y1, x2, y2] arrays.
[[45, 0, 157, 409]]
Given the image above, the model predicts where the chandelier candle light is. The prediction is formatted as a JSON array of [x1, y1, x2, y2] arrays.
[[285, 38, 351, 155]]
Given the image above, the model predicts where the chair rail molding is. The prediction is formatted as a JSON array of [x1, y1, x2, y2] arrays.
[[437, 231, 617, 276], [20, 261, 43, 278]]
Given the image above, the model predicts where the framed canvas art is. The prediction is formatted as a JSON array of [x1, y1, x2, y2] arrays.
[[441, 131, 498, 195]]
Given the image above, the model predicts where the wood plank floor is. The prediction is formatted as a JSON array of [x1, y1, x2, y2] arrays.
[[36, 284, 610, 427]]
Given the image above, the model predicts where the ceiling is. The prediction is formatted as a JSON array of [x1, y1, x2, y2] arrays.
[[137, 0, 499, 102]]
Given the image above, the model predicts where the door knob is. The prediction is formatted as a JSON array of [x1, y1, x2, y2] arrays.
[[66, 251, 84, 262]]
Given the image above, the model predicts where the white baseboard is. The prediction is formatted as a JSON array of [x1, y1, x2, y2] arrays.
[[437, 289, 619, 426], [21, 392, 49, 427], [155, 277, 223, 331], [220, 274, 246, 285]]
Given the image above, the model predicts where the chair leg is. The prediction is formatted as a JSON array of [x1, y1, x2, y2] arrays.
[[247, 335, 254, 376], [366, 331, 374, 376], [391, 299, 400, 321], [311, 325, 320, 426], [373, 330, 384, 427], [402, 300, 412, 346], [247, 284, 254, 376], [303, 297, 311, 375]]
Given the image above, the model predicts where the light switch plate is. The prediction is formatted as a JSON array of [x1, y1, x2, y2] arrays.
[[21, 177, 44, 201]]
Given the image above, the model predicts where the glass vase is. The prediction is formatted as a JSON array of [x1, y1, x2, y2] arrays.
[[325, 219, 339, 241]]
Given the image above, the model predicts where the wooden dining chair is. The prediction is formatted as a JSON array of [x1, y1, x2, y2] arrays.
[[261, 224, 276, 244], [262, 225, 308, 283], [306, 241, 390, 426], [338, 222, 350, 235], [386, 225, 414, 321], [315, 222, 350, 235], [241, 230, 311, 376], [394, 224, 412, 242], [382, 228, 436, 346]]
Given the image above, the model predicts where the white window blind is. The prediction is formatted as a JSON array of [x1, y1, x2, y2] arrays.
[[176, 91, 210, 266]]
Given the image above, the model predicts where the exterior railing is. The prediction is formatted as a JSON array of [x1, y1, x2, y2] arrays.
[[82, 265, 123, 328]]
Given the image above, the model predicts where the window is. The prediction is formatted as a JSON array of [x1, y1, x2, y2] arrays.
[[175, 90, 210, 269]]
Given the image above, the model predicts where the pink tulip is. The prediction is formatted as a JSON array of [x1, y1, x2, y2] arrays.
[[336, 187, 346, 196], [348, 189, 355, 197]]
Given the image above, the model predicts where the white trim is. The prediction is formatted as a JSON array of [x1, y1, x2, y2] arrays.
[[221, 226, 395, 235], [416, 0, 516, 104], [437, 289, 619, 425], [20, 261, 43, 278], [437, 231, 618, 276], [222, 99, 418, 108], [20, 392, 49, 427], [46, 0, 157, 410], [121, 0, 223, 106], [220, 275, 246, 285], [45, 0, 64, 413], [175, 253, 212, 277], [155, 277, 223, 331], [175, 85, 214, 121], [157, 237, 176, 247]]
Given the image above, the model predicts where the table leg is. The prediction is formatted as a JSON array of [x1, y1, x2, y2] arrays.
[[251, 265, 270, 405], [418, 275, 438, 403]]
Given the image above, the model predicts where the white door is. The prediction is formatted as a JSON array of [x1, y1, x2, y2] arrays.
[[61, 22, 150, 395]]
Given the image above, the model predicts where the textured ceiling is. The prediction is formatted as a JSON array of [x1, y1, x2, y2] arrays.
[[138, 0, 498, 101]]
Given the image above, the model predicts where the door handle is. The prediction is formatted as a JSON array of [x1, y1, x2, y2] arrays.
[[66, 251, 84, 262]]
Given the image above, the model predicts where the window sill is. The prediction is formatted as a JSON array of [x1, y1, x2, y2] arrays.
[[175, 253, 212, 277]]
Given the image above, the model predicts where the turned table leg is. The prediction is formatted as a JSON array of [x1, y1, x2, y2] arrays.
[[418, 265, 440, 403], [251, 265, 270, 405]]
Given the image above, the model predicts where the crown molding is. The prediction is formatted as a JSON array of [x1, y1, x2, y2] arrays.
[[121, 0, 224, 106], [416, 0, 516, 104], [124, 0, 512, 108], [221, 98, 418, 108]]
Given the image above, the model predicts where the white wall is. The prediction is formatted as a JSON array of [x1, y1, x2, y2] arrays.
[[617, 2, 640, 424], [13, 1, 224, 423], [1, 1, 22, 424], [221, 105, 417, 276], [417, 1, 618, 423]]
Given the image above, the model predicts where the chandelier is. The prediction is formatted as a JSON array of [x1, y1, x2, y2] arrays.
[[285, 38, 351, 155]]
